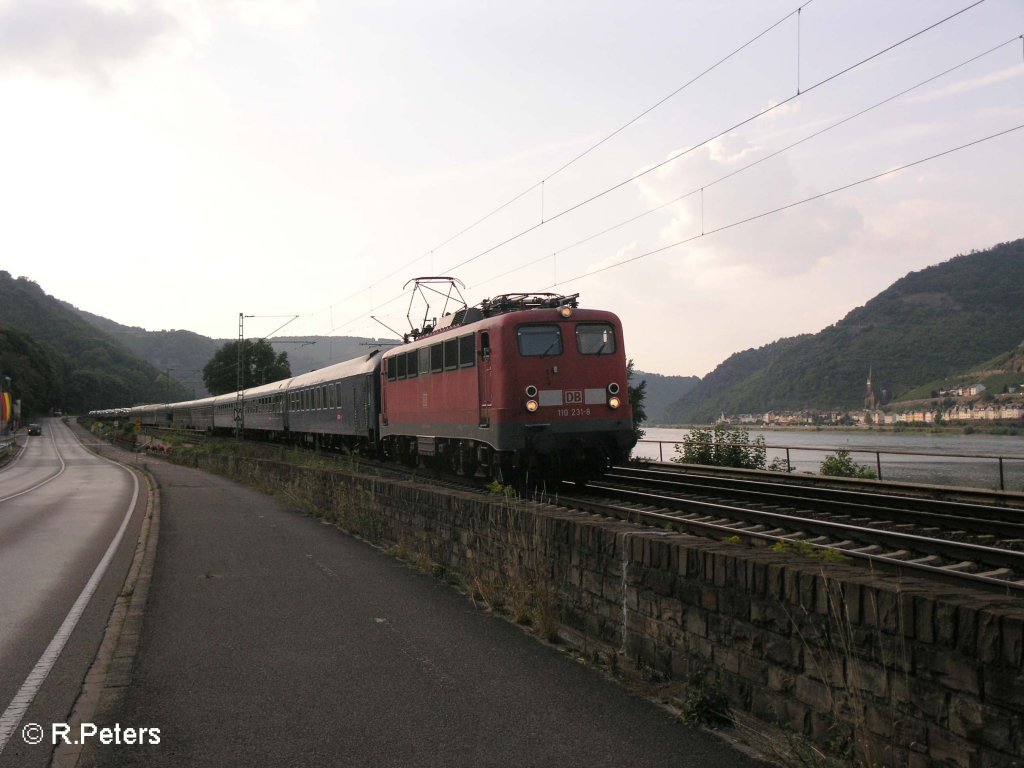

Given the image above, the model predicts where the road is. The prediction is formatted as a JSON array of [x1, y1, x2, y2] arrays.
[[0, 419, 146, 768]]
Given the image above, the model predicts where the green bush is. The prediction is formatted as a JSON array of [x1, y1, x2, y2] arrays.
[[672, 424, 767, 470], [819, 450, 876, 479]]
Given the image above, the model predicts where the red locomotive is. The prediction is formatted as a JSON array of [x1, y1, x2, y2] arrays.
[[379, 290, 636, 481]]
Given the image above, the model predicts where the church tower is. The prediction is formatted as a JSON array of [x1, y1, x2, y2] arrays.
[[864, 367, 878, 411]]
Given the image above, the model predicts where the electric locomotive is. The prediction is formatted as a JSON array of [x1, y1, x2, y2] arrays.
[[379, 292, 635, 480]]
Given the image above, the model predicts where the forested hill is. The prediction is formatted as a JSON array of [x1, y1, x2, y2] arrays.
[[631, 371, 700, 424], [0, 272, 189, 414], [71, 307, 387, 397], [70, 308, 222, 397], [665, 238, 1024, 424]]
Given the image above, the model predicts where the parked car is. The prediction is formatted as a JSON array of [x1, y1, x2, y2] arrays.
[[28, 424, 41, 436]]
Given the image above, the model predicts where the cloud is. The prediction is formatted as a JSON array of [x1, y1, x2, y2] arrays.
[[218, 0, 317, 29], [631, 133, 864, 277], [907, 64, 1024, 105], [0, 0, 179, 85]]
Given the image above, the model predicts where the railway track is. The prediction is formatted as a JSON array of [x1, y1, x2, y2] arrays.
[[119, 425, 1024, 593], [555, 463, 1024, 595]]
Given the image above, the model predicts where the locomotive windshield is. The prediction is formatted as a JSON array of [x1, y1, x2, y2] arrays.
[[576, 323, 617, 355], [517, 325, 562, 357]]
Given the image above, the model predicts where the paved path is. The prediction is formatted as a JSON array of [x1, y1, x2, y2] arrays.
[[90, 454, 766, 767]]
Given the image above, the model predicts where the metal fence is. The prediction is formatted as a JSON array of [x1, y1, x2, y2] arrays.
[[634, 439, 1024, 492]]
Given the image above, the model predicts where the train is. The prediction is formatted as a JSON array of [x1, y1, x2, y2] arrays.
[[91, 291, 637, 481]]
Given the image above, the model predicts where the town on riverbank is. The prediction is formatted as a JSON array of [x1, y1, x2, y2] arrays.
[[702, 379, 1023, 435]]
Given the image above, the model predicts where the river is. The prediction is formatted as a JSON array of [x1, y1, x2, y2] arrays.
[[634, 427, 1024, 492]]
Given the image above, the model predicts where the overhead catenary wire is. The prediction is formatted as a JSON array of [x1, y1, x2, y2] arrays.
[[315, 0, 818, 322], [326, 0, 998, 335], [548, 123, 1024, 287], [471, 33, 1023, 291], [440, 0, 991, 278]]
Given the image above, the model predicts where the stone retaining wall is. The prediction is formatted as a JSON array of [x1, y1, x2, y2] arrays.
[[192, 454, 1024, 767]]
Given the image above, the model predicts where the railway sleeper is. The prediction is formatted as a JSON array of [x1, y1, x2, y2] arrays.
[[942, 560, 978, 572], [848, 544, 883, 554], [719, 521, 750, 530], [880, 549, 913, 560], [975, 567, 1013, 579]]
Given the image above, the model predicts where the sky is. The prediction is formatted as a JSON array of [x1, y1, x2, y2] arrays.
[[1, 0, 1022, 378]]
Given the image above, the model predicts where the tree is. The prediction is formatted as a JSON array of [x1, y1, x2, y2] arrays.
[[627, 359, 647, 442], [202, 339, 291, 396]]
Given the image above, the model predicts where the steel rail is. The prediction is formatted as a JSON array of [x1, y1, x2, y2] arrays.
[[588, 481, 1024, 568], [604, 467, 1024, 540], [612, 465, 1024, 516], [558, 483, 1024, 594]]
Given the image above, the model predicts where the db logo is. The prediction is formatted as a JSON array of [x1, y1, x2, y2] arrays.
[[564, 390, 584, 404]]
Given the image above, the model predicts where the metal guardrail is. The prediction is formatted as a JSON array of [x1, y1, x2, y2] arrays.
[[634, 439, 1024, 491]]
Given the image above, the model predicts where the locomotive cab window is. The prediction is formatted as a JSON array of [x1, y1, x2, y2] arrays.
[[576, 323, 617, 355], [480, 332, 491, 362], [517, 325, 562, 357]]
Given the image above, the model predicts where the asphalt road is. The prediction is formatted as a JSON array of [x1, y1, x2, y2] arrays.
[[0, 419, 145, 768], [85, 451, 767, 767]]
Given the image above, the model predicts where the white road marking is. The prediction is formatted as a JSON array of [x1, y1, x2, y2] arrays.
[[0, 431, 141, 755], [0, 429, 66, 505]]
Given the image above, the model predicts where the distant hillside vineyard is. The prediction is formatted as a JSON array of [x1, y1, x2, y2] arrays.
[[664, 238, 1024, 424]]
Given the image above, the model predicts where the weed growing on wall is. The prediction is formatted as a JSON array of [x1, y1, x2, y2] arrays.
[[772, 540, 851, 563], [678, 665, 733, 728], [777, 573, 912, 768]]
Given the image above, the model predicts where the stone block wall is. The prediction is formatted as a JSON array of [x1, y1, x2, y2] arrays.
[[197, 455, 1024, 766]]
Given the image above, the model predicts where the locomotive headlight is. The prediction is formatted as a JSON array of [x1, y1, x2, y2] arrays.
[[526, 399, 539, 413], [607, 382, 620, 395], [559, 305, 573, 318], [608, 396, 621, 410], [525, 385, 538, 398]]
